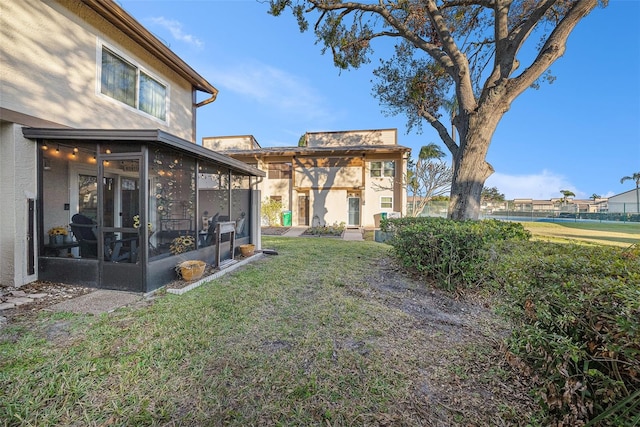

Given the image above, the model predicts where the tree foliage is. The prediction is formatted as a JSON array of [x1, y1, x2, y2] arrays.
[[406, 158, 453, 217], [269, 0, 606, 220], [481, 186, 505, 203], [560, 189, 576, 202], [261, 197, 284, 226], [404, 143, 452, 216]]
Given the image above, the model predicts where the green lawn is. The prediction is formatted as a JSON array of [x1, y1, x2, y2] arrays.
[[521, 221, 640, 247], [0, 237, 539, 426]]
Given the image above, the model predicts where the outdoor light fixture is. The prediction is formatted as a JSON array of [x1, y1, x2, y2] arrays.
[[56, 145, 60, 153], [105, 148, 112, 154], [42, 143, 48, 150]]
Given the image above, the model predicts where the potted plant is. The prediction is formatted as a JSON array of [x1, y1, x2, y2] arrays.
[[176, 260, 206, 281], [48, 226, 68, 245], [239, 244, 255, 257]]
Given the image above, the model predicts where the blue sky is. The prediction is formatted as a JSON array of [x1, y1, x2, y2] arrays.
[[119, 0, 639, 200]]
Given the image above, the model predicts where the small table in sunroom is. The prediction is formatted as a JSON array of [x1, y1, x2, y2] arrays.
[[44, 241, 79, 257]]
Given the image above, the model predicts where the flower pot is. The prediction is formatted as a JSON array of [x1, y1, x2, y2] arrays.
[[178, 260, 206, 281], [50, 235, 64, 245], [239, 244, 255, 257]]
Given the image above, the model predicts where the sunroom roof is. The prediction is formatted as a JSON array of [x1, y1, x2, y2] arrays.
[[22, 128, 265, 177]]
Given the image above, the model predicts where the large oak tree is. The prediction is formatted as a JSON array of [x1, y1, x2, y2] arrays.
[[269, 0, 606, 219]]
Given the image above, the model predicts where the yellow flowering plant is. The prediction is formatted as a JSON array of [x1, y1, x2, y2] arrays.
[[170, 235, 195, 255], [48, 226, 68, 236], [132, 215, 153, 231]]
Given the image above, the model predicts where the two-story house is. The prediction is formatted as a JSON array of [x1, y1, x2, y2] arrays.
[[1, 0, 264, 292], [203, 129, 410, 228]]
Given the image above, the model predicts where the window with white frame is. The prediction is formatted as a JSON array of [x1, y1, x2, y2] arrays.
[[100, 46, 167, 121], [370, 161, 395, 177], [380, 196, 393, 209]]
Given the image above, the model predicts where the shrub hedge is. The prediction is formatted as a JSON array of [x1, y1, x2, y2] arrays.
[[488, 241, 640, 426], [383, 217, 639, 425], [381, 217, 530, 291]]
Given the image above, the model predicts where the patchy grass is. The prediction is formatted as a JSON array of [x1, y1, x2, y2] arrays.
[[0, 237, 539, 426], [522, 221, 640, 247]]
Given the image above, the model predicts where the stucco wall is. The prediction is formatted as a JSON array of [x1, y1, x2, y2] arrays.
[[0, 123, 38, 287], [1, 0, 194, 140], [203, 136, 257, 151], [306, 129, 397, 148], [309, 190, 347, 226], [608, 190, 640, 213], [294, 166, 362, 189]]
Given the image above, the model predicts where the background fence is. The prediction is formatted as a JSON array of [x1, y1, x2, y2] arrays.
[[416, 201, 640, 223]]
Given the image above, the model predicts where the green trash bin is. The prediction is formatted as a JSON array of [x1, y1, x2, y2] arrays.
[[282, 210, 292, 226]]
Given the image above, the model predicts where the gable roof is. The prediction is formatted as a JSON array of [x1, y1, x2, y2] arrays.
[[81, 0, 218, 104]]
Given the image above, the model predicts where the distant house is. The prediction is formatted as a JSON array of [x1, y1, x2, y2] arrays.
[[1, 0, 264, 292], [203, 129, 411, 228], [608, 189, 640, 213]]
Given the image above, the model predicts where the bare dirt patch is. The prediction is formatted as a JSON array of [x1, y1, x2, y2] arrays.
[[1, 281, 93, 321], [350, 257, 540, 425]]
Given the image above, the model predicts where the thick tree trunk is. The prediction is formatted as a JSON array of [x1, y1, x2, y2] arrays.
[[447, 110, 500, 220]]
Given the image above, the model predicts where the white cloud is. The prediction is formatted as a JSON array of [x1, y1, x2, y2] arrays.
[[485, 170, 581, 200], [208, 61, 336, 123], [147, 17, 204, 48]]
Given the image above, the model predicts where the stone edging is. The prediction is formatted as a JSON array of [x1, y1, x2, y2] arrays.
[[166, 253, 265, 295]]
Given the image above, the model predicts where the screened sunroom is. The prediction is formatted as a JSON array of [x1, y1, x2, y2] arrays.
[[24, 128, 264, 293]]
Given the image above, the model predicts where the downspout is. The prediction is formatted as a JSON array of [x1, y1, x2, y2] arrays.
[[192, 88, 219, 142]]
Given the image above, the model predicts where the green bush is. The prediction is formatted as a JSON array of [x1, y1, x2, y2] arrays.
[[261, 197, 284, 226], [303, 221, 345, 236], [383, 217, 530, 291], [488, 241, 640, 426]]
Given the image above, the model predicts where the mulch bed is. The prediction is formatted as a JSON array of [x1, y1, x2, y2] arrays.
[[261, 227, 290, 235]]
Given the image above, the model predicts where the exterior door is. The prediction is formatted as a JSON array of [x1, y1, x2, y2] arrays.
[[348, 197, 360, 227], [100, 156, 143, 291], [298, 194, 309, 226]]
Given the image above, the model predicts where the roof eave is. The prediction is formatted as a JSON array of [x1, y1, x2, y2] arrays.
[[81, 0, 218, 99], [222, 145, 412, 157], [22, 128, 264, 177]]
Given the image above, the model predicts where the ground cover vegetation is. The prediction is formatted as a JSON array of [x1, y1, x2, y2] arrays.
[[302, 221, 346, 237], [382, 217, 640, 425], [0, 237, 540, 426], [2, 221, 638, 425]]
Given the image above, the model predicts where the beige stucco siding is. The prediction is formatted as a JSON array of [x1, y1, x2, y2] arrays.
[[0, 123, 38, 287], [1, 0, 194, 140], [309, 190, 347, 226], [294, 166, 362, 189], [203, 136, 258, 151], [306, 129, 397, 147]]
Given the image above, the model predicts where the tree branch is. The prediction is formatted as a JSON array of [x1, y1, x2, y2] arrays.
[[506, 0, 598, 100]]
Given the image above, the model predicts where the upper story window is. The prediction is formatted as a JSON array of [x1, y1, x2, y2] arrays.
[[100, 46, 167, 121], [268, 162, 292, 179], [370, 161, 395, 178]]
